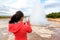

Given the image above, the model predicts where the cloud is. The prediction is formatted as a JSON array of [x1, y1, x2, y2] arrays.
[[43, 0, 60, 14], [44, 3, 60, 8], [0, 0, 17, 5], [0, 0, 60, 16], [44, 0, 60, 5], [0, 0, 31, 16], [8, 0, 28, 8], [44, 7, 60, 14]]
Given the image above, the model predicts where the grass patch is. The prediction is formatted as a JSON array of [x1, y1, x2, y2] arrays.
[[0, 16, 11, 19]]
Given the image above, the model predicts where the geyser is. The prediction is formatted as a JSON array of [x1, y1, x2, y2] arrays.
[[26, 0, 48, 25]]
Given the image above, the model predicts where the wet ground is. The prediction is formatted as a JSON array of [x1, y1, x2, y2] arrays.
[[0, 18, 60, 40]]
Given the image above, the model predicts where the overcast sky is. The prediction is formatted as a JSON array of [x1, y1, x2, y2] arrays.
[[0, 0, 60, 16]]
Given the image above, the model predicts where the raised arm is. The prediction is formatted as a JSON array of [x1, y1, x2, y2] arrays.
[[25, 20, 32, 33]]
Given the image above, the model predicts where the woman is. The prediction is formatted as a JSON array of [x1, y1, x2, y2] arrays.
[[8, 11, 32, 40]]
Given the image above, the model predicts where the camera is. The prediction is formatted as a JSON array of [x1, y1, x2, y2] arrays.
[[23, 16, 30, 23]]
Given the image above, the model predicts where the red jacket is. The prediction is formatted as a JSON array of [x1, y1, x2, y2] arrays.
[[8, 21, 32, 40]]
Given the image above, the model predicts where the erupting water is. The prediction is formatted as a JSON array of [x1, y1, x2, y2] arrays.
[[23, 0, 48, 25]]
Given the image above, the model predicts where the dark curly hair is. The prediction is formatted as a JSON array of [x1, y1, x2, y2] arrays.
[[9, 11, 24, 24]]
